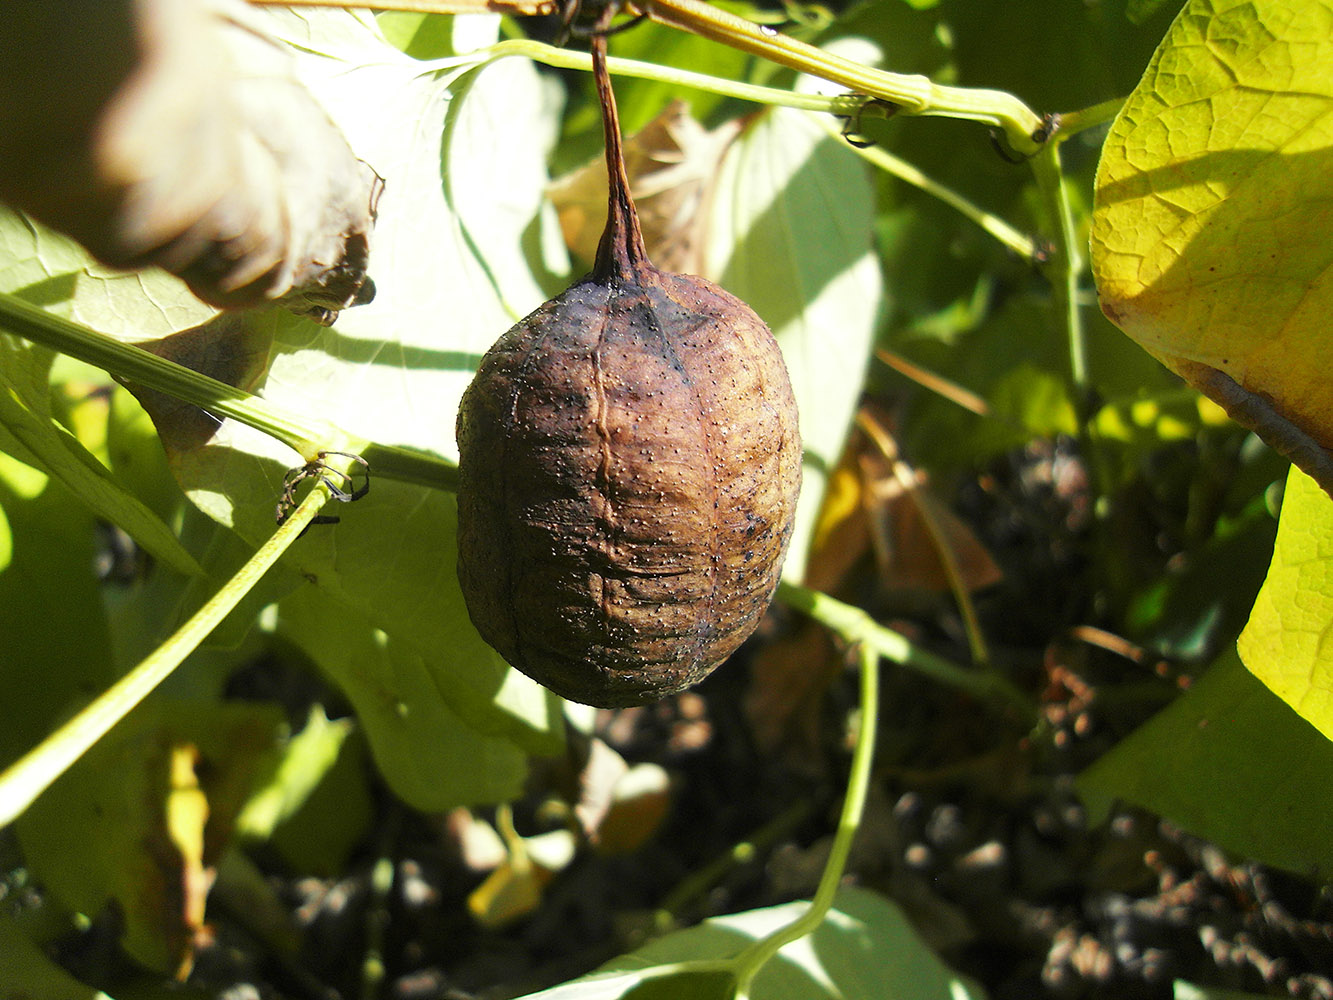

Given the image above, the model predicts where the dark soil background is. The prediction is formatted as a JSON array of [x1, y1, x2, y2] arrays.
[[11, 433, 1328, 1000]]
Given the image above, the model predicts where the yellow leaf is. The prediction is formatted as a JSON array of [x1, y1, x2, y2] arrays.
[[1238, 467, 1333, 741], [1092, 0, 1333, 490]]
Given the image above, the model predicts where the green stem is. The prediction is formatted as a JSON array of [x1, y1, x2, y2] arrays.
[[730, 643, 879, 998], [1054, 96, 1125, 139], [475, 38, 864, 115], [0, 292, 459, 493], [0, 292, 336, 459], [777, 581, 1035, 718], [637, 0, 1047, 152], [1031, 142, 1087, 396], [653, 799, 815, 933], [0, 483, 331, 829]]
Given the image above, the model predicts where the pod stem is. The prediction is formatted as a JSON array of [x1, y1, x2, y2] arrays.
[[590, 29, 653, 283]]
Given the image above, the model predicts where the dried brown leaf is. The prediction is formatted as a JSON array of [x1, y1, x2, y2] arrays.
[[547, 100, 742, 275], [0, 0, 379, 318]]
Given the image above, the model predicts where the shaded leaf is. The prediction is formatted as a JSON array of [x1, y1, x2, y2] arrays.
[[1078, 646, 1333, 875], [0, 915, 117, 1000], [0, 456, 116, 772], [235, 706, 355, 843], [1091, 0, 1333, 492], [15, 699, 284, 972], [1238, 467, 1333, 739], [264, 722, 373, 878]]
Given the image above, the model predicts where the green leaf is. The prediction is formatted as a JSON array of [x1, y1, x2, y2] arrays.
[[0, 327, 203, 578], [276, 586, 530, 812], [141, 10, 566, 749], [0, 460, 116, 772], [707, 107, 881, 578], [15, 698, 284, 971], [235, 706, 354, 842], [1238, 466, 1333, 739], [0, 916, 116, 1000], [1091, 0, 1333, 483], [266, 720, 373, 877], [1078, 646, 1333, 875], [0, 12, 566, 750], [517, 887, 984, 1000]]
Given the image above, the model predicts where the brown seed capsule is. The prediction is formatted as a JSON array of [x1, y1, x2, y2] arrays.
[[455, 31, 800, 708]]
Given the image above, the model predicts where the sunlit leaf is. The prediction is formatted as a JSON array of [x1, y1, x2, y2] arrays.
[[1238, 467, 1333, 739], [516, 887, 985, 1000], [276, 586, 530, 812], [147, 10, 568, 749], [1091, 0, 1333, 489]]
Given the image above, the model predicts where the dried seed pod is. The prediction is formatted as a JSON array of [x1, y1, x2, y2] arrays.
[[455, 33, 800, 708]]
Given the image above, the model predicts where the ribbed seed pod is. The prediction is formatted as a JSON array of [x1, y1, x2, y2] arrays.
[[455, 31, 800, 708]]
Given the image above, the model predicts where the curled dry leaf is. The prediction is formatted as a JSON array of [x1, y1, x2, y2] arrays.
[[547, 100, 743, 276], [126, 314, 275, 455], [0, 0, 380, 320], [805, 410, 1002, 598]]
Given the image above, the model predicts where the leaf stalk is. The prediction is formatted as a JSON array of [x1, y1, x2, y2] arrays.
[[0, 292, 460, 493]]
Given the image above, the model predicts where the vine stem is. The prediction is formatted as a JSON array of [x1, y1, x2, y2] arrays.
[[247, 0, 1046, 151], [0, 292, 336, 459], [637, 0, 1046, 152], [1031, 141, 1087, 396], [0, 292, 460, 493], [825, 120, 1037, 260], [0, 483, 331, 829], [777, 581, 1035, 717], [475, 38, 864, 115], [731, 643, 879, 997]]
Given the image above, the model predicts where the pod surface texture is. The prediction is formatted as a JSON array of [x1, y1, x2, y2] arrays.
[[456, 265, 801, 707]]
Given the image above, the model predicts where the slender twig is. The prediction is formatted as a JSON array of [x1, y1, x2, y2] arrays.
[[245, 0, 1047, 151], [855, 411, 992, 669], [0, 292, 335, 460], [1031, 143, 1086, 396], [777, 580, 1034, 717], [730, 643, 879, 998], [1054, 96, 1125, 139], [252, 0, 555, 12], [476, 38, 863, 115], [822, 119, 1037, 260], [636, 0, 1047, 153]]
